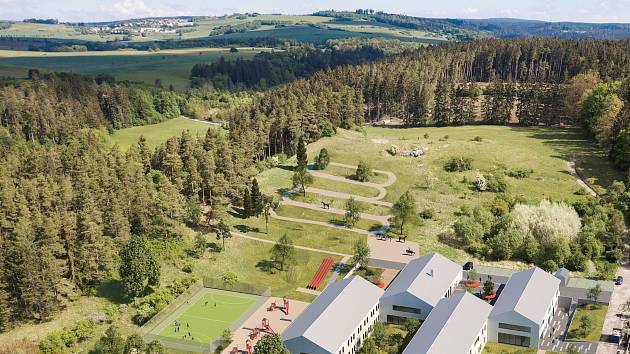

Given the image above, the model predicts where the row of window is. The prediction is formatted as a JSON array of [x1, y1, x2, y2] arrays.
[[338, 303, 380, 354], [498, 322, 531, 333]]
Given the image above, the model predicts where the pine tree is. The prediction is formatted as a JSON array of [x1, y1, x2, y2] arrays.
[[250, 178, 263, 217], [242, 189, 252, 218]]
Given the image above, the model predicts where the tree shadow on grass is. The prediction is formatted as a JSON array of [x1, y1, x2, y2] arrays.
[[97, 279, 127, 304], [208, 241, 222, 253], [256, 259, 276, 274], [437, 230, 464, 249], [234, 224, 260, 233], [277, 165, 295, 173]]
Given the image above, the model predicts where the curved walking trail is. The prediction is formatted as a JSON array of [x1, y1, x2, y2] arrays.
[[567, 160, 598, 197], [270, 161, 395, 235]]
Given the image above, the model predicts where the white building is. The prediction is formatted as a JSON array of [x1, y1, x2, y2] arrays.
[[282, 276, 383, 354], [488, 267, 560, 348], [402, 292, 492, 354], [380, 253, 463, 323]]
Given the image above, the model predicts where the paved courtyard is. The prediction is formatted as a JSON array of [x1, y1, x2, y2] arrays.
[[222, 297, 310, 354], [367, 234, 419, 270]]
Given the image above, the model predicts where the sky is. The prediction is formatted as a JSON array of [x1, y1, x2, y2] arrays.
[[1, 0, 630, 23]]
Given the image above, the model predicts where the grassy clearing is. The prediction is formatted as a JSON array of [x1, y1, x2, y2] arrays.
[[482, 342, 536, 354], [110, 117, 215, 150], [290, 192, 391, 216], [275, 205, 383, 231], [567, 304, 608, 342], [317, 164, 390, 185], [302, 126, 622, 265], [225, 208, 362, 254], [310, 176, 381, 198], [0, 48, 268, 90], [165, 236, 340, 302]]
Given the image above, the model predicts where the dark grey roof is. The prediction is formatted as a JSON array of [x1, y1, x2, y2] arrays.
[[402, 292, 492, 354], [490, 267, 560, 324], [282, 276, 383, 353], [382, 253, 461, 307]]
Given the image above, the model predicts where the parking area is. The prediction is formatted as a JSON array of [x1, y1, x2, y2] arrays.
[[597, 262, 630, 354]]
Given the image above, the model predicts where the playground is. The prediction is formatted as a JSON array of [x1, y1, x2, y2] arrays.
[[146, 288, 264, 352], [222, 296, 310, 354]]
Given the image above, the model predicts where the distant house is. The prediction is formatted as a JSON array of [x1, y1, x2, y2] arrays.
[[282, 276, 383, 354], [380, 253, 463, 323], [488, 267, 560, 348], [402, 292, 492, 354]]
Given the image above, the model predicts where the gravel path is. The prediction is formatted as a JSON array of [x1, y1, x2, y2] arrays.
[[567, 160, 598, 197], [271, 162, 396, 234]]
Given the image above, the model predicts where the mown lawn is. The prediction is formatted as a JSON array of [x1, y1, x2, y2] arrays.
[[317, 163, 391, 185], [567, 304, 608, 342], [290, 192, 392, 216], [482, 342, 536, 354], [225, 207, 363, 254], [110, 117, 216, 150], [309, 176, 382, 198], [275, 204, 383, 231]]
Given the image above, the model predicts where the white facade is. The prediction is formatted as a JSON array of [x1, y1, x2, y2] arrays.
[[283, 276, 383, 354], [402, 292, 492, 354], [380, 253, 462, 323], [488, 268, 560, 348]]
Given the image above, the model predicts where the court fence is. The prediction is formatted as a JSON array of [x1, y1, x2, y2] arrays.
[[139, 280, 204, 336], [203, 276, 271, 297]]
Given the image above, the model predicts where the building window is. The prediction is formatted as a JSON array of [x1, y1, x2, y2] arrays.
[[498, 333, 530, 347], [386, 315, 409, 325], [498, 323, 531, 333], [392, 305, 421, 314]]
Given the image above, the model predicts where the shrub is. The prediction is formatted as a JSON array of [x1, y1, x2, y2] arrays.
[[472, 136, 483, 142], [132, 289, 174, 325], [511, 200, 581, 248], [419, 208, 435, 219], [423, 133, 429, 139], [506, 168, 534, 179], [444, 157, 473, 172], [387, 145, 399, 156], [485, 173, 508, 192], [540, 259, 559, 272], [355, 161, 372, 182], [314, 148, 330, 170]]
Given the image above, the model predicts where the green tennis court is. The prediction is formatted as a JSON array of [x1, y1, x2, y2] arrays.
[[158, 288, 258, 345]]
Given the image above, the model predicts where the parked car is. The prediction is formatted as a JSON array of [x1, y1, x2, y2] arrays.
[[615, 276, 624, 285], [463, 262, 474, 271]]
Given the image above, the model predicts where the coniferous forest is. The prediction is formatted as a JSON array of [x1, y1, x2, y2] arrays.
[[1, 36, 630, 342]]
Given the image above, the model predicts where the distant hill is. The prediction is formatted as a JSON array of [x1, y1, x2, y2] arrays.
[[1, 11, 630, 52]]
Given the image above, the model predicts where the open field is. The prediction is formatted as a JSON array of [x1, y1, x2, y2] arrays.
[[567, 304, 608, 342], [0, 15, 448, 45], [314, 163, 391, 185], [309, 176, 382, 198], [164, 236, 342, 302], [0, 47, 270, 90], [255, 126, 623, 266], [155, 288, 258, 347], [110, 117, 217, 150]]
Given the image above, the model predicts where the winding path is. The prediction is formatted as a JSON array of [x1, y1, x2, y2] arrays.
[[270, 161, 396, 234], [567, 160, 598, 197]]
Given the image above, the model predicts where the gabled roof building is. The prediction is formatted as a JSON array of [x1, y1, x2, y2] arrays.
[[283, 276, 383, 354], [379, 253, 463, 323], [488, 267, 560, 348], [402, 292, 492, 354]]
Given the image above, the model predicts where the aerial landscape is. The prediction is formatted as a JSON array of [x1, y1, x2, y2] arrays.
[[1, 1, 630, 354]]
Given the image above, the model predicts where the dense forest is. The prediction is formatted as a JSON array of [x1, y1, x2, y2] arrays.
[[0, 125, 254, 329], [223, 38, 630, 166], [0, 72, 185, 142], [190, 46, 385, 90], [1, 36, 630, 344]]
